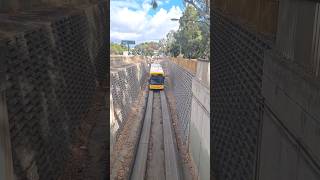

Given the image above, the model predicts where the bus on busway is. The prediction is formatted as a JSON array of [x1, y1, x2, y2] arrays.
[[149, 63, 164, 90]]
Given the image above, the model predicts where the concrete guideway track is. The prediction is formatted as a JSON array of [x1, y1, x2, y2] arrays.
[[130, 90, 181, 180]]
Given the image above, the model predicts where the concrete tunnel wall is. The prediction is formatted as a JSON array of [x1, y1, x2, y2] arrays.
[[0, 1, 108, 179]]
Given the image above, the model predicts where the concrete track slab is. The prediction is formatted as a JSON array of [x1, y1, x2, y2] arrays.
[[160, 91, 182, 180], [131, 91, 153, 180], [146, 92, 165, 180]]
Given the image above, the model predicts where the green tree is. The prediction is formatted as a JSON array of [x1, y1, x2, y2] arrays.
[[178, 6, 204, 58], [184, 0, 210, 22], [165, 30, 180, 57], [110, 42, 127, 55], [162, 6, 209, 59], [133, 41, 160, 56], [199, 21, 210, 59], [153, 0, 209, 59]]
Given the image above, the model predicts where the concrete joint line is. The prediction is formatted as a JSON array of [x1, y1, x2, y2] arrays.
[[264, 102, 320, 175], [192, 95, 209, 116], [193, 76, 209, 90]]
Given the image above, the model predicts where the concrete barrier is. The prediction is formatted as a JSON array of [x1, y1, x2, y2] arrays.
[[195, 59, 210, 87], [189, 77, 210, 180]]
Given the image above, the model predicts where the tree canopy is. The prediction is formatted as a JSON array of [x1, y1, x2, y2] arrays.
[[164, 6, 209, 59], [132, 42, 160, 56], [110, 43, 127, 55]]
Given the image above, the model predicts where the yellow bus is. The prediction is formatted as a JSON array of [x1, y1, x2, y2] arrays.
[[149, 63, 164, 90]]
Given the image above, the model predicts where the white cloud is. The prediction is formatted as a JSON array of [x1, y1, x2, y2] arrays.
[[110, 1, 182, 44], [110, 0, 141, 10], [142, 1, 152, 11]]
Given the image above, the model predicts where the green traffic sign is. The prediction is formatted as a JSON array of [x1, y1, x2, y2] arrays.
[[121, 40, 135, 45]]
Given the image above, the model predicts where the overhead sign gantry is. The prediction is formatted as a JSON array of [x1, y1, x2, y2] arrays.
[[121, 40, 135, 52]]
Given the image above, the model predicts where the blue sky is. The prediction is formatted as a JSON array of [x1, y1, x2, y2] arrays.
[[110, 0, 185, 44], [148, 0, 184, 15]]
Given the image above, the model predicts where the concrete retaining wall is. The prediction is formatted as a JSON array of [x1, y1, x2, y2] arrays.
[[189, 77, 210, 180], [163, 59, 210, 180], [0, 1, 108, 179], [213, 3, 320, 180], [169, 57, 197, 74], [259, 51, 320, 179], [110, 61, 148, 153], [276, 0, 319, 75], [195, 60, 210, 87], [258, 1, 320, 179], [213, 0, 279, 36]]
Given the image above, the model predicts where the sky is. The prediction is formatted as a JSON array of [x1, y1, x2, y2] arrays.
[[110, 0, 184, 45]]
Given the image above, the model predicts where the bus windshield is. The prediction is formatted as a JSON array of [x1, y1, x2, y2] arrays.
[[150, 76, 164, 85]]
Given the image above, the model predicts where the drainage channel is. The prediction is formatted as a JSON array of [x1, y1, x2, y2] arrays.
[[130, 90, 182, 180]]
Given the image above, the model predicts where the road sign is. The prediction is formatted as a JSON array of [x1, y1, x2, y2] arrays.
[[121, 40, 135, 45], [121, 40, 135, 52]]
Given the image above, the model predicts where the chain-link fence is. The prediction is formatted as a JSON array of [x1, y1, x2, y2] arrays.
[[162, 60, 194, 145], [110, 61, 148, 145]]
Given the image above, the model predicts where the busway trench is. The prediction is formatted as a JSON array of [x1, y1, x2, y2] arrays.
[[130, 90, 182, 180]]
